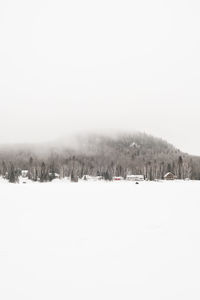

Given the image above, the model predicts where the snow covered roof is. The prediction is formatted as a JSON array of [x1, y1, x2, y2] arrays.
[[21, 170, 28, 176], [127, 175, 144, 179], [164, 172, 175, 177]]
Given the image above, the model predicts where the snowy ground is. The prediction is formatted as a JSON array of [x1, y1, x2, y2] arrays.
[[0, 180, 200, 299]]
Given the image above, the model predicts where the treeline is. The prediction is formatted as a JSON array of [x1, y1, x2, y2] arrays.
[[0, 132, 200, 182]]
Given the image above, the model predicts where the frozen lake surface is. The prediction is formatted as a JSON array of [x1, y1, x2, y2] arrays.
[[0, 180, 200, 299]]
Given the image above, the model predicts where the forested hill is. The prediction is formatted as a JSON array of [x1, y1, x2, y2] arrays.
[[0, 132, 200, 181]]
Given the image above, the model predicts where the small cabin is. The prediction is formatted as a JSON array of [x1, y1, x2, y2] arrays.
[[164, 172, 176, 180], [126, 175, 144, 181], [21, 170, 28, 178]]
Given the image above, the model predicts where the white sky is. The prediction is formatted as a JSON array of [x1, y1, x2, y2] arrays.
[[0, 0, 200, 154]]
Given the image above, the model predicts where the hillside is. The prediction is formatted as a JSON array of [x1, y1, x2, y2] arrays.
[[0, 132, 200, 181]]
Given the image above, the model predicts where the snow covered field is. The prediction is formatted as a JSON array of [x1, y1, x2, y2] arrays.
[[0, 180, 200, 300]]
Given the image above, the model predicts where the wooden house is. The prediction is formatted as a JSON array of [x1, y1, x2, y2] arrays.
[[164, 172, 176, 180]]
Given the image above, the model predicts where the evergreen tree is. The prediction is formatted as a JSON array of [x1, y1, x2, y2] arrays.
[[178, 156, 183, 179], [2, 161, 7, 178], [8, 163, 17, 183], [28, 157, 33, 179], [40, 162, 47, 182]]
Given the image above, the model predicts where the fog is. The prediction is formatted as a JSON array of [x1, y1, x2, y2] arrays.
[[0, 0, 200, 155]]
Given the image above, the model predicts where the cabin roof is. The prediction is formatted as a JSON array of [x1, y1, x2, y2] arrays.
[[164, 172, 175, 177], [127, 175, 144, 178]]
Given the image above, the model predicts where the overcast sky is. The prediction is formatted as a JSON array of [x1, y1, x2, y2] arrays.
[[0, 0, 200, 154]]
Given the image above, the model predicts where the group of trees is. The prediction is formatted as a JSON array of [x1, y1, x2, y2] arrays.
[[0, 132, 199, 183]]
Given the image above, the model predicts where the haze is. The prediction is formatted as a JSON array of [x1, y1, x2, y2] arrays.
[[0, 0, 200, 155]]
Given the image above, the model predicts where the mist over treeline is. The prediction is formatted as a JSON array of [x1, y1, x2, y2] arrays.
[[1, 132, 200, 182]]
